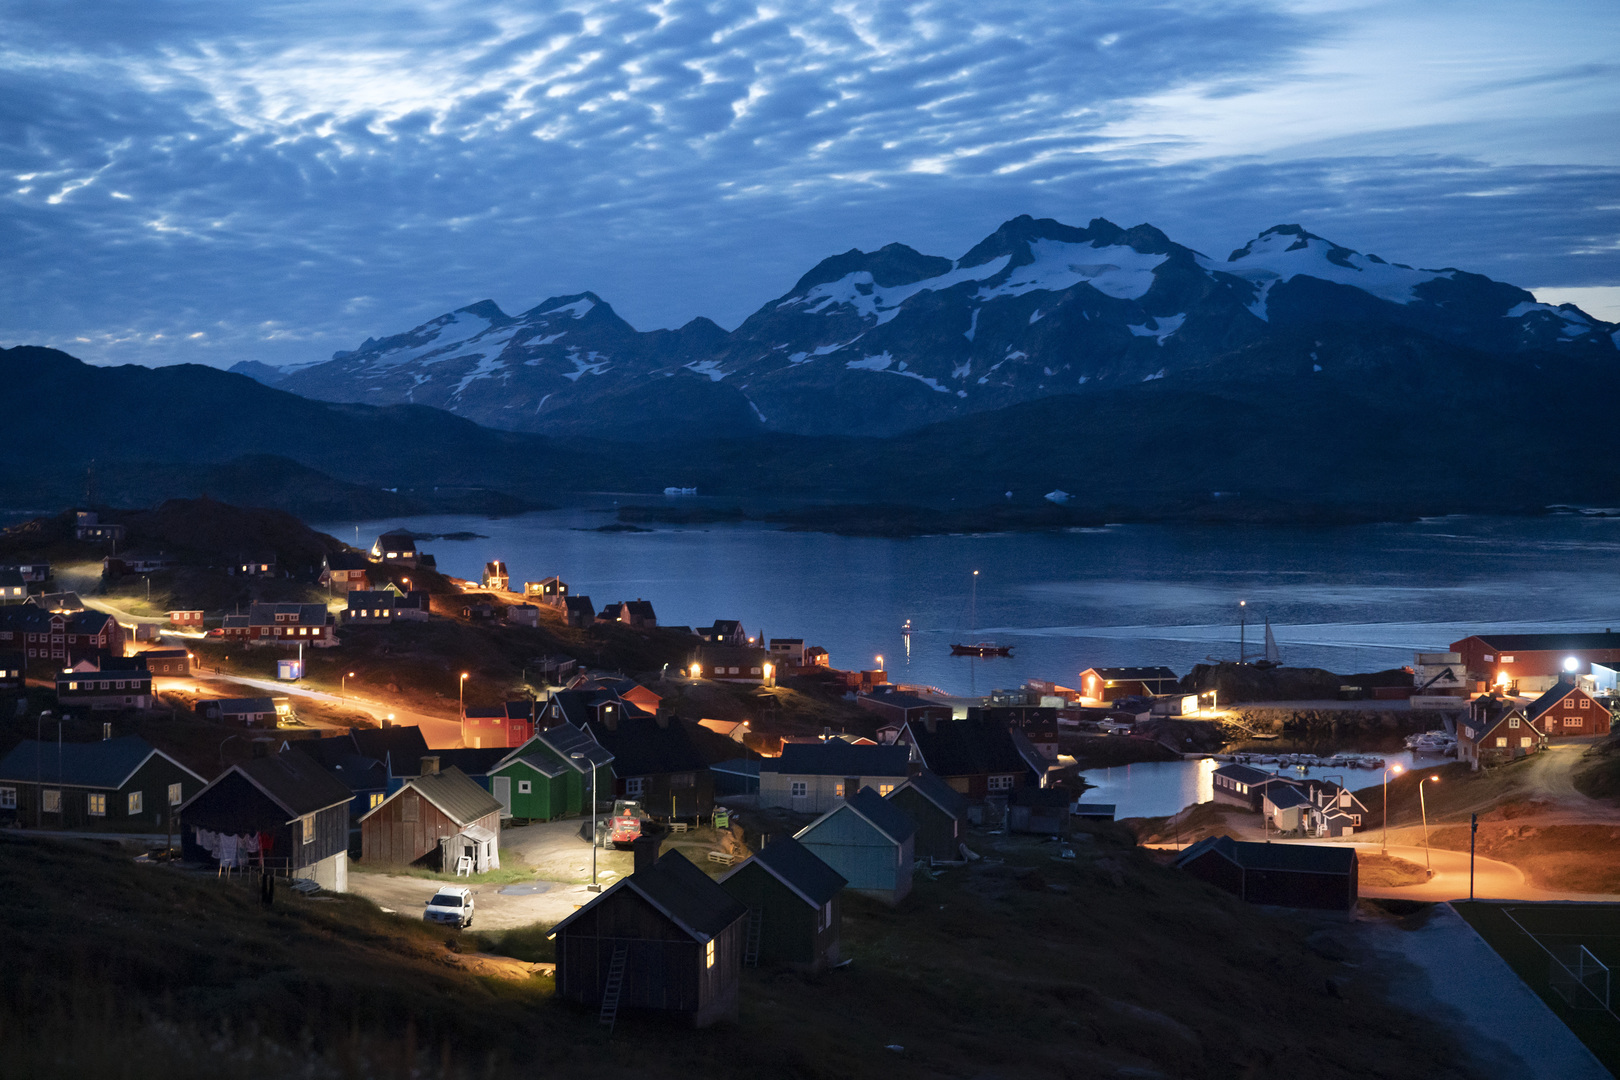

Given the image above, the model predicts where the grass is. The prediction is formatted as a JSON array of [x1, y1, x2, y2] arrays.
[[1575, 733, 1620, 803], [0, 826, 1485, 1080], [1453, 901, 1620, 1074], [1358, 852, 1432, 888], [351, 861, 543, 887]]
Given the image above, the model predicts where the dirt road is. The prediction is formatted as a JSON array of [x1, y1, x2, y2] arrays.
[[347, 872, 604, 931]]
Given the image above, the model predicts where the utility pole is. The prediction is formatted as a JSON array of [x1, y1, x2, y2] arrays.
[[1469, 812, 1478, 899]]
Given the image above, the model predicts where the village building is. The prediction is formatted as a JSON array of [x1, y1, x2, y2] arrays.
[[582, 713, 720, 820], [0, 605, 126, 668], [1411, 651, 1470, 706], [233, 553, 278, 578], [343, 588, 430, 625], [696, 620, 748, 646], [0, 569, 26, 604], [856, 689, 954, 729], [106, 550, 180, 576], [221, 602, 337, 648], [565, 595, 596, 628], [73, 511, 125, 543], [767, 638, 806, 665], [759, 741, 911, 814], [711, 759, 760, 797], [487, 723, 614, 821], [884, 771, 969, 862], [139, 647, 190, 677], [1175, 836, 1359, 913], [1007, 785, 1072, 835], [180, 747, 354, 890], [168, 609, 205, 627], [0, 561, 50, 585], [569, 674, 664, 716], [1210, 763, 1301, 813], [204, 696, 289, 727], [506, 603, 539, 627], [369, 530, 420, 567], [549, 846, 748, 1028], [543, 688, 648, 729], [26, 592, 85, 614], [795, 787, 916, 906], [297, 736, 390, 818], [596, 599, 657, 630], [524, 576, 569, 605], [57, 654, 153, 711], [1300, 778, 1368, 837], [461, 700, 537, 750], [1261, 783, 1312, 833], [692, 645, 772, 684], [897, 717, 1045, 800], [1451, 630, 1620, 694], [0, 735, 203, 829], [719, 835, 846, 971], [1526, 679, 1614, 738], [970, 704, 1061, 758], [1458, 696, 1547, 767], [0, 650, 23, 693], [350, 725, 432, 783], [481, 560, 510, 591], [320, 551, 373, 591], [359, 759, 503, 874], [1077, 666, 1180, 703]]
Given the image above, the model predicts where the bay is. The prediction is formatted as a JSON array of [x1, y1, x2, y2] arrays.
[[313, 506, 1620, 700]]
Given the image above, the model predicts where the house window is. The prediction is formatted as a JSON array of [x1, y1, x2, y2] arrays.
[[705, 939, 716, 970], [368, 793, 384, 809], [1521, 737, 1532, 747], [43, 789, 61, 813], [833, 782, 845, 798], [1565, 717, 1581, 727], [1581, 698, 1591, 709], [1352, 815, 1362, 826], [401, 794, 419, 822], [127, 791, 143, 815], [0, 787, 14, 809], [987, 775, 1015, 791], [790, 781, 808, 798], [301, 816, 315, 844], [1501, 655, 1514, 663], [818, 900, 833, 931], [879, 784, 895, 796], [168, 783, 183, 806], [625, 777, 645, 798], [1509, 718, 1519, 728], [1495, 737, 1507, 747], [87, 793, 107, 816], [518, 780, 533, 795]]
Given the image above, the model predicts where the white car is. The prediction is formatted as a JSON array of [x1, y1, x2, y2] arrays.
[[423, 886, 474, 929]]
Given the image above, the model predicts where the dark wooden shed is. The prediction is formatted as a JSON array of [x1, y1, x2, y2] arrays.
[[1174, 836, 1358, 913], [358, 760, 503, 872], [885, 770, 968, 862], [719, 835, 846, 971], [550, 848, 746, 1028]]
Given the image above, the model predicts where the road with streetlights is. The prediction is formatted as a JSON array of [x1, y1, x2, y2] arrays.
[[181, 671, 465, 747]]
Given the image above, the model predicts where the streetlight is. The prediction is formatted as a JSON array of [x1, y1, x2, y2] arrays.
[[571, 751, 598, 891], [1418, 774, 1440, 871], [342, 671, 355, 694], [459, 672, 469, 715], [1382, 763, 1404, 853], [875, 654, 884, 670]]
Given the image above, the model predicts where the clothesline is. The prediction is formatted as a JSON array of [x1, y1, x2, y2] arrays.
[[192, 826, 276, 868]]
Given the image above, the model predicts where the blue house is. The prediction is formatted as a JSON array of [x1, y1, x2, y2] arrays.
[[794, 787, 916, 906]]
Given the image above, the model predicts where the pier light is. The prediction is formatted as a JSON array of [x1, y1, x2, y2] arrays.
[[1564, 656, 1579, 672]]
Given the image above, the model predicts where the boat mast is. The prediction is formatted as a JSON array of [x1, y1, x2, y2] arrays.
[[1239, 600, 1246, 664], [970, 570, 979, 638]]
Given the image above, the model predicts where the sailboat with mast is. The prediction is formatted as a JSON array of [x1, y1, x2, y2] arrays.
[[950, 570, 1012, 657]]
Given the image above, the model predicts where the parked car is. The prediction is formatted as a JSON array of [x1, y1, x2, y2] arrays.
[[423, 886, 474, 928]]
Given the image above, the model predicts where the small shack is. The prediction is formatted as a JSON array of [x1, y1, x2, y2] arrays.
[[358, 759, 503, 874], [794, 787, 916, 906], [550, 847, 747, 1028], [1174, 836, 1358, 913], [884, 771, 967, 862], [1006, 785, 1071, 836], [719, 835, 846, 971]]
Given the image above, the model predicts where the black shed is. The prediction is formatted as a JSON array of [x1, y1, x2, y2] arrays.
[[549, 848, 746, 1027], [719, 835, 847, 971], [1174, 836, 1358, 913]]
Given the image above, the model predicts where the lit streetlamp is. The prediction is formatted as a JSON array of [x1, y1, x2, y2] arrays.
[[571, 750, 599, 891], [459, 672, 469, 716], [342, 671, 356, 694], [875, 654, 884, 670], [1418, 774, 1440, 871], [1382, 763, 1404, 853]]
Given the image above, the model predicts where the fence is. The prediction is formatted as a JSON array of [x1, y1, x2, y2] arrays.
[[1549, 945, 1612, 1011]]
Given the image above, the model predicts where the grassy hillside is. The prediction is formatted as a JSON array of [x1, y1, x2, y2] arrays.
[[0, 829, 1481, 1080]]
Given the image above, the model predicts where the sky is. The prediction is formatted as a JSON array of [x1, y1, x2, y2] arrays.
[[2, 0, 1618, 369]]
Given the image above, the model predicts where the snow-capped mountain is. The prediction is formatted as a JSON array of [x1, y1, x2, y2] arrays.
[[253, 216, 1618, 438]]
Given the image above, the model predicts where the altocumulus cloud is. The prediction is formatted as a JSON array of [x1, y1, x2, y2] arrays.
[[1, 0, 1617, 367]]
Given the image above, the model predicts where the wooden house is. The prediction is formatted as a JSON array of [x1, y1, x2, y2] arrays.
[[223, 603, 335, 648], [569, 674, 664, 717], [369, 530, 419, 567], [524, 576, 568, 605], [857, 690, 953, 728], [1211, 763, 1297, 812], [1451, 631, 1620, 693], [1300, 779, 1367, 838], [358, 759, 503, 873], [142, 647, 191, 677], [1007, 785, 1071, 835], [884, 771, 968, 862], [1175, 836, 1358, 913], [1077, 666, 1180, 703], [298, 735, 390, 818], [0, 735, 203, 829], [482, 561, 510, 591], [794, 787, 916, 906], [506, 603, 539, 627], [0, 650, 23, 693], [719, 836, 846, 971], [759, 741, 911, 814], [1527, 679, 1613, 738], [598, 599, 657, 629], [205, 696, 284, 727], [167, 609, 205, 627], [550, 846, 747, 1027], [179, 748, 354, 890], [970, 705, 1061, 759], [1458, 696, 1547, 768], [898, 717, 1045, 800], [0, 605, 125, 667], [344, 589, 430, 625], [696, 620, 748, 646], [0, 569, 25, 604], [56, 654, 153, 711], [583, 714, 724, 820], [320, 551, 372, 591], [565, 595, 595, 628], [488, 724, 614, 821], [0, 561, 50, 585], [234, 553, 279, 578], [461, 700, 536, 750], [693, 645, 771, 684]]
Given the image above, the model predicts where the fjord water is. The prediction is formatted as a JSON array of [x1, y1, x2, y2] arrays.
[[318, 508, 1620, 699]]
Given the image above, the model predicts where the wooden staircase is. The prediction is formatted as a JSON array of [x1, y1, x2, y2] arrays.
[[744, 906, 763, 968], [599, 943, 628, 1031]]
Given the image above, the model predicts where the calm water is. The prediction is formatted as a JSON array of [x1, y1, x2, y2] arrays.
[[314, 507, 1620, 699]]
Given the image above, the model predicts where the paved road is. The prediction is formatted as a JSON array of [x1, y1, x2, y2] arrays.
[[1362, 904, 1612, 1080], [187, 672, 465, 747]]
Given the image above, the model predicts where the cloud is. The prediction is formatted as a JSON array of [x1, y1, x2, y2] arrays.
[[0, 0, 1616, 369]]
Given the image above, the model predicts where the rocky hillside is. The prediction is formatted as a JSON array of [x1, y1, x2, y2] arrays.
[[252, 216, 1619, 438]]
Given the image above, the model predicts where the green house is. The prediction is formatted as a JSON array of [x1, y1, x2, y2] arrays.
[[488, 724, 614, 822], [719, 835, 846, 971]]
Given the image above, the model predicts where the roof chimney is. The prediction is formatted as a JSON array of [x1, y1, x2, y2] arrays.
[[420, 755, 440, 776], [630, 829, 663, 875]]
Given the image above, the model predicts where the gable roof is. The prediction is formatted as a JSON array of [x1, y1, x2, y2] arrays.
[[1527, 680, 1584, 721], [296, 738, 387, 792], [887, 770, 970, 818], [549, 849, 746, 943], [324, 551, 371, 571], [431, 748, 510, 776], [350, 726, 431, 767], [903, 719, 1040, 778], [1264, 785, 1310, 810], [763, 741, 910, 778], [583, 716, 712, 776], [200, 748, 354, 818], [723, 835, 847, 908], [799, 786, 916, 846], [359, 766, 501, 827], [1461, 632, 1620, 652], [1175, 835, 1357, 874], [0, 736, 204, 789]]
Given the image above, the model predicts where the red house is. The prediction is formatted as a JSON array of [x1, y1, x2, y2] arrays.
[[461, 701, 537, 749], [0, 607, 125, 668], [1457, 696, 1547, 768], [1451, 631, 1620, 692], [217, 603, 335, 648], [1526, 680, 1613, 739]]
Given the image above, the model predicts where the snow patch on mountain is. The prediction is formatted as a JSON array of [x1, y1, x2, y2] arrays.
[[965, 308, 980, 341], [1216, 229, 1452, 318], [978, 239, 1168, 302], [1128, 314, 1186, 345], [846, 352, 895, 371], [1507, 301, 1596, 337], [452, 355, 508, 395], [563, 350, 610, 381], [536, 297, 595, 319], [685, 359, 727, 381], [791, 257, 1011, 326]]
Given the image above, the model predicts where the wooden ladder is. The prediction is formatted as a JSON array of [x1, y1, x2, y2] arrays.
[[744, 906, 763, 968], [599, 943, 628, 1031]]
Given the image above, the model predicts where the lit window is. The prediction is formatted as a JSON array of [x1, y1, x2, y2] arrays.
[[1495, 737, 1507, 747], [127, 792, 143, 815], [879, 784, 895, 796], [302, 816, 315, 844], [168, 783, 182, 806], [87, 793, 107, 816], [705, 940, 715, 969], [832, 782, 844, 798], [368, 793, 384, 809]]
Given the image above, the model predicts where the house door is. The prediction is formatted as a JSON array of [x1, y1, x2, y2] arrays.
[[493, 776, 512, 817]]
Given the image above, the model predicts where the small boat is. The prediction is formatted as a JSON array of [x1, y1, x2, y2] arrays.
[[951, 642, 1012, 657], [902, 619, 912, 635]]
